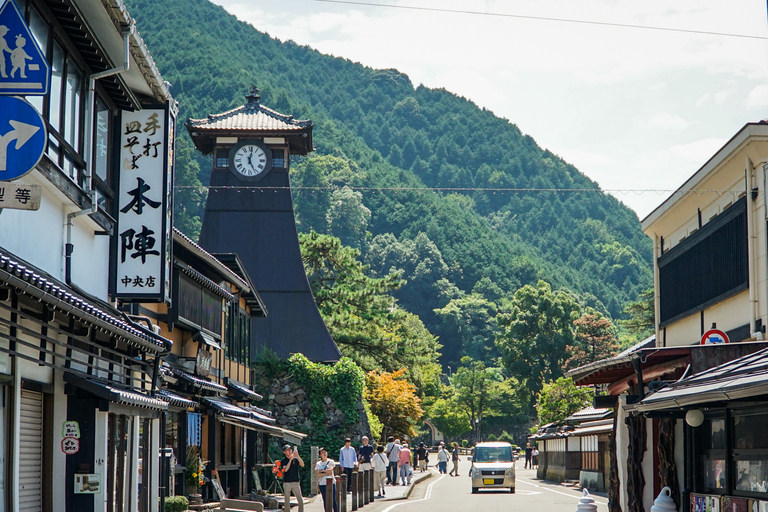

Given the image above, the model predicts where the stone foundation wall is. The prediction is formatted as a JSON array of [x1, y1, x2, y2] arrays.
[[254, 368, 372, 441]]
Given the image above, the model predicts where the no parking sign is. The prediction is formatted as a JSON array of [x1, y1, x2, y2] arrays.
[[701, 329, 729, 345]]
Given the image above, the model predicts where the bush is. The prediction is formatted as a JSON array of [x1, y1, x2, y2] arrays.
[[498, 431, 515, 444], [487, 433, 497, 441], [461, 439, 468, 447], [164, 496, 189, 512]]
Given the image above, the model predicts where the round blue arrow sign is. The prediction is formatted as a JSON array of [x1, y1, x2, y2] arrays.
[[0, 96, 46, 181]]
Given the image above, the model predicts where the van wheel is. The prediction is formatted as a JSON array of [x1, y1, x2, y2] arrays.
[[510, 487, 515, 493], [472, 487, 478, 494]]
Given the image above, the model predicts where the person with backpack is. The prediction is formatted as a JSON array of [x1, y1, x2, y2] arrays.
[[385, 437, 401, 485], [372, 445, 388, 497]]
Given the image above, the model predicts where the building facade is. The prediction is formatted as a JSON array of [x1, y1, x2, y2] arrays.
[[0, 0, 177, 510]]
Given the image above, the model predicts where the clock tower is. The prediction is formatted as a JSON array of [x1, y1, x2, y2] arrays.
[[187, 87, 341, 362]]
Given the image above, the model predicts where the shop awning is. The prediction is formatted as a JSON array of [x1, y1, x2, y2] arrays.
[[194, 330, 222, 351], [64, 373, 168, 411], [168, 367, 228, 393], [636, 345, 768, 412], [204, 397, 253, 417], [247, 406, 276, 424], [218, 412, 307, 445], [157, 389, 199, 409], [225, 377, 263, 401]]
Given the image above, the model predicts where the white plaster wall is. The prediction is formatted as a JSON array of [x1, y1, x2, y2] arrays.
[[642, 418, 654, 512], [703, 290, 750, 335], [0, 170, 110, 301], [664, 313, 701, 347], [617, 396, 630, 512]]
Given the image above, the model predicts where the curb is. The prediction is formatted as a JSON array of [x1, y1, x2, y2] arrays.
[[380, 470, 433, 501]]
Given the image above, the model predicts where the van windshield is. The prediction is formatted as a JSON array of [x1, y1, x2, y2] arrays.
[[474, 445, 513, 463]]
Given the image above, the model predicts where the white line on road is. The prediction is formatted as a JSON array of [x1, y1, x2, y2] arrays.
[[516, 479, 608, 505], [381, 473, 447, 512]]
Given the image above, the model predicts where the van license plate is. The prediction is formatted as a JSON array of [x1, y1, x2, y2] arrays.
[[483, 479, 495, 485]]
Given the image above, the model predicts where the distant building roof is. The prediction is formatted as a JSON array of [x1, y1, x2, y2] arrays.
[[186, 87, 313, 155], [565, 406, 613, 423]]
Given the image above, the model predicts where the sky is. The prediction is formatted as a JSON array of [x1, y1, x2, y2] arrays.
[[209, 0, 768, 219]]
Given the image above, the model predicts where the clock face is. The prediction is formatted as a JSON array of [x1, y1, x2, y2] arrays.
[[230, 142, 271, 179]]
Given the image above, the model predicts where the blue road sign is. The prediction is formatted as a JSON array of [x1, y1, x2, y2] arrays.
[[0, 0, 50, 95], [0, 96, 46, 181]]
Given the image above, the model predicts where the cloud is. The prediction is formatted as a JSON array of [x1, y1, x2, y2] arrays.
[[696, 93, 710, 107], [668, 137, 727, 164], [642, 113, 690, 130], [746, 84, 768, 110]]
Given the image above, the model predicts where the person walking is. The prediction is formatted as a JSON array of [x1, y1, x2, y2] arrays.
[[315, 447, 338, 512], [532, 446, 539, 469], [372, 445, 388, 497], [449, 443, 461, 476], [339, 438, 358, 490], [417, 442, 427, 472], [437, 443, 449, 474], [280, 445, 305, 512], [385, 437, 401, 485], [358, 436, 374, 472], [399, 443, 412, 486], [524, 442, 533, 469]]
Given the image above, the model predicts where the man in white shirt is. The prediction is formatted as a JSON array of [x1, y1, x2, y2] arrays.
[[339, 437, 358, 490], [385, 437, 401, 485]]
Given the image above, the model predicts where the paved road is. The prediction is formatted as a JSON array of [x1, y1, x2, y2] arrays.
[[363, 465, 607, 512]]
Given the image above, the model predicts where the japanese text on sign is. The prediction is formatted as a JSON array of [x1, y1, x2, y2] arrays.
[[114, 109, 171, 299]]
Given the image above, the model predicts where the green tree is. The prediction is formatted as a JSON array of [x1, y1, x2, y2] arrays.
[[452, 356, 503, 441], [536, 377, 594, 425], [327, 186, 371, 250], [496, 280, 581, 408], [618, 287, 655, 346], [300, 232, 441, 393], [434, 294, 499, 364], [427, 396, 472, 438]]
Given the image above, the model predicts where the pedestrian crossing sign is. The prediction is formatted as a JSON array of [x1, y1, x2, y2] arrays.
[[0, 0, 50, 95]]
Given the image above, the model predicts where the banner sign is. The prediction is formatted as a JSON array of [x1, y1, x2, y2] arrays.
[[112, 106, 174, 301], [0, 182, 41, 210]]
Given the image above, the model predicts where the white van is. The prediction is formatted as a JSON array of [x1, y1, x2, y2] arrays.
[[468, 442, 516, 494]]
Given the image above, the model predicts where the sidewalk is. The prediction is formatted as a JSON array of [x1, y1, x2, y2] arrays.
[[300, 468, 433, 512]]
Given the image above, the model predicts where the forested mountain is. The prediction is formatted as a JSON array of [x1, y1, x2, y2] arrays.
[[127, 0, 653, 366]]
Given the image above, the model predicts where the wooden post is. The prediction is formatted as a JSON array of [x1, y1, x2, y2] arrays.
[[324, 479, 334, 512], [361, 470, 368, 505], [339, 474, 347, 512], [351, 472, 358, 511], [311, 446, 319, 496]]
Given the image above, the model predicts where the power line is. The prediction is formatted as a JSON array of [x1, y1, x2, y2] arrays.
[[314, 0, 768, 41], [174, 185, 745, 196]]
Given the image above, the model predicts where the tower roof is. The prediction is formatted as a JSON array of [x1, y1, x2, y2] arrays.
[[186, 86, 313, 155]]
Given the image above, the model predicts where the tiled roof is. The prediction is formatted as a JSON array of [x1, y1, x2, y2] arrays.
[[64, 373, 168, 411], [177, 263, 236, 302], [157, 389, 199, 409], [204, 397, 253, 418], [225, 378, 263, 402], [187, 97, 312, 133], [173, 229, 251, 293], [169, 367, 228, 393], [0, 247, 171, 353]]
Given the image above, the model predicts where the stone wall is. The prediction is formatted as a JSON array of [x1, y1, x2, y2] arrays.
[[255, 368, 372, 441]]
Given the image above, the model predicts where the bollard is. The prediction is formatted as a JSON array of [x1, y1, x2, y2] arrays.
[[324, 479, 334, 512], [651, 487, 678, 512], [358, 470, 364, 506], [369, 469, 374, 503], [311, 446, 319, 496], [339, 474, 347, 512], [576, 489, 597, 512], [362, 469, 369, 505], [351, 472, 358, 511]]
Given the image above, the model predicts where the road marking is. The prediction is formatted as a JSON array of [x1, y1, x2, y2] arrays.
[[516, 479, 608, 505], [381, 474, 447, 512]]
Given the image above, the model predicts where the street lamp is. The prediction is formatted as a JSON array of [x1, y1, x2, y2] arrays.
[[475, 417, 481, 442]]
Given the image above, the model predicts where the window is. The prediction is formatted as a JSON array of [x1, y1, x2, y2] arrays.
[[216, 149, 229, 169], [271, 148, 286, 168], [225, 304, 250, 365], [694, 409, 768, 498]]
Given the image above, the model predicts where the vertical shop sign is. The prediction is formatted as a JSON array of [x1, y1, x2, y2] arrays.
[[112, 106, 174, 300]]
